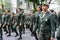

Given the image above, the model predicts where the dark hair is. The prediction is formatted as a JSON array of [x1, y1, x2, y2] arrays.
[[39, 7, 42, 11], [4, 13, 6, 15], [16, 8, 22, 13], [50, 10, 54, 12], [37, 6, 42, 11], [12, 12, 15, 15], [31, 10, 35, 13], [18, 8, 22, 11], [7, 10, 10, 12]]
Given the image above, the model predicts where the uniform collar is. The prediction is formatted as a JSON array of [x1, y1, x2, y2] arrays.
[[42, 11, 48, 14]]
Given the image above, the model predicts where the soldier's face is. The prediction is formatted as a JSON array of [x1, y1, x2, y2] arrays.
[[17, 9, 21, 13], [36, 7, 40, 11], [31, 10, 34, 14], [6, 10, 9, 13], [17, 9, 20, 12], [6, 10, 8, 13], [42, 5, 48, 11]]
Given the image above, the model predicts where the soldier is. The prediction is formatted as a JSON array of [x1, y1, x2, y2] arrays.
[[17, 8, 25, 40], [29, 10, 35, 36], [25, 13, 31, 29], [0, 12, 3, 40], [11, 13, 16, 32], [8, 12, 19, 37], [2, 13, 8, 35], [50, 9, 57, 29], [33, 1, 56, 40], [12, 10, 19, 37], [56, 12, 60, 40], [32, 6, 42, 40], [19, 9, 25, 34], [22, 12, 25, 34], [5, 10, 11, 37]]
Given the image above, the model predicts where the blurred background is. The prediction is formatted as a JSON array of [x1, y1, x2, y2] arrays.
[[0, 0, 60, 14]]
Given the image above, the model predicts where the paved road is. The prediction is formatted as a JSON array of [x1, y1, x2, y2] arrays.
[[3, 29, 35, 40], [2, 29, 57, 40]]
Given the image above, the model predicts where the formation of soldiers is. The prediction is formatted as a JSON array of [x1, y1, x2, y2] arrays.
[[0, 8, 26, 40], [0, 1, 60, 40]]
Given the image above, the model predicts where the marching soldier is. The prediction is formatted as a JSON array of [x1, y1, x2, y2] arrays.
[[9, 12, 19, 37], [0, 12, 3, 40], [32, 6, 42, 40], [56, 12, 60, 40], [33, 1, 56, 40], [50, 10, 57, 30], [2, 13, 8, 35], [19, 10, 25, 34], [11, 13, 16, 32], [25, 14, 31, 29], [22, 12, 25, 34], [5, 10, 11, 37], [12, 11, 19, 37], [17, 8, 25, 39], [29, 10, 35, 36]]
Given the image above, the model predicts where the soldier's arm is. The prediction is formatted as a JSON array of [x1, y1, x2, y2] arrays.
[[32, 14, 38, 32], [50, 14, 56, 38], [2, 15, 4, 23], [7, 14, 11, 25], [57, 13, 60, 28], [0, 14, 2, 28]]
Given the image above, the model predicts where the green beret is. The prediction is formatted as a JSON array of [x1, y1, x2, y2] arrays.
[[42, 1, 49, 6]]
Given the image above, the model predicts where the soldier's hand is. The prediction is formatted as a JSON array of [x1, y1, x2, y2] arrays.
[[0, 23, 1, 27], [19, 23, 21, 26], [51, 37, 54, 40], [7, 22, 9, 25]]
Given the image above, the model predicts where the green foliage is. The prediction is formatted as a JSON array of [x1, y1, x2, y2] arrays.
[[33, 3, 36, 12], [5, 2, 11, 9], [41, 0, 44, 2], [0, 0, 11, 12]]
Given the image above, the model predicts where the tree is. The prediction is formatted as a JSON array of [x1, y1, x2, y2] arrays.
[[25, 0, 40, 6], [29, 0, 40, 5], [25, 0, 40, 12], [0, 0, 11, 12]]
